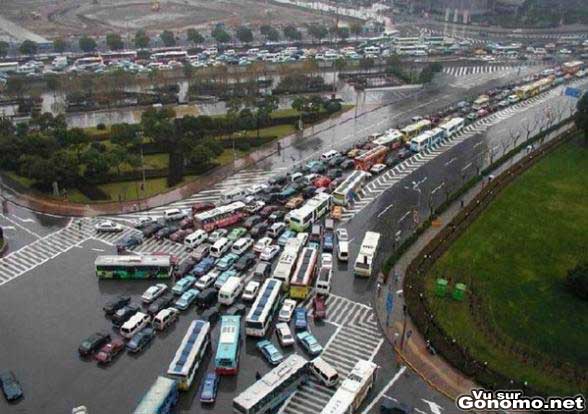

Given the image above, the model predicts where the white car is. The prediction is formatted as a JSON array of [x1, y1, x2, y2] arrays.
[[141, 283, 168, 303], [370, 163, 386, 174], [254, 237, 273, 253], [136, 216, 155, 227], [260, 245, 281, 261], [335, 228, 348, 242], [276, 322, 295, 347], [196, 270, 220, 290], [242, 281, 260, 301], [94, 220, 123, 233], [278, 299, 297, 322], [321, 253, 333, 269]]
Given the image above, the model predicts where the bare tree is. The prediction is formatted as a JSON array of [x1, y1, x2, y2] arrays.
[[521, 117, 534, 144]]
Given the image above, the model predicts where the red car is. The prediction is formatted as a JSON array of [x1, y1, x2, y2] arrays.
[[313, 295, 326, 321], [179, 217, 194, 229], [169, 228, 193, 243], [313, 176, 332, 188], [94, 338, 125, 364], [260, 205, 280, 218], [192, 202, 215, 215]]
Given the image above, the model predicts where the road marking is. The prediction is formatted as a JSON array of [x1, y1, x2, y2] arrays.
[[361, 366, 407, 414], [0, 214, 41, 239], [377, 203, 394, 218], [2, 226, 15, 230], [14, 216, 35, 223], [399, 211, 411, 223]]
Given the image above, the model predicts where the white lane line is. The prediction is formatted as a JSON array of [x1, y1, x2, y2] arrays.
[[377, 203, 394, 218], [0, 214, 42, 239], [361, 366, 407, 414], [14, 216, 35, 223]]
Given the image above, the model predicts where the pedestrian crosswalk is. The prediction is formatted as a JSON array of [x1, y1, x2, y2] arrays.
[[443, 63, 544, 88], [443, 64, 521, 77], [282, 295, 383, 414]]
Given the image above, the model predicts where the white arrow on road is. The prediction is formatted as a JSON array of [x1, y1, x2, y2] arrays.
[[422, 399, 445, 414], [14, 216, 35, 223]]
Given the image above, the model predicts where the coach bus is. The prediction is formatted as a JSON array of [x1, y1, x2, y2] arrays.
[[288, 193, 331, 232], [354, 145, 388, 171], [409, 128, 445, 153], [151, 50, 189, 63], [167, 320, 211, 390], [400, 119, 432, 140], [133, 376, 178, 414], [372, 129, 404, 150], [245, 278, 283, 337], [73, 56, 104, 71], [95, 255, 173, 279], [272, 239, 302, 288], [354, 231, 381, 277], [289, 247, 319, 299], [233, 354, 309, 414], [438, 117, 465, 138], [332, 170, 371, 206], [193, 201, 246, 232], [215, 316, 241, 375], [100, 50, 137, 64], [320, 360, 378, 414]]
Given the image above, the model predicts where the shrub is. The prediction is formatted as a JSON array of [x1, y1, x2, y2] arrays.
[[96, 123, 106, 131], [566, 262, 588, 300]]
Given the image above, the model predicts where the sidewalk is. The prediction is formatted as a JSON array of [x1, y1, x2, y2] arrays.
[[372, 122, 576, 402]]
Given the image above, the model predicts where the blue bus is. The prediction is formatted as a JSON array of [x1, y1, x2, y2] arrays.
[[214, 315, 241, 375], [133, 376, 178, 414], [167, 320, 211, 390]]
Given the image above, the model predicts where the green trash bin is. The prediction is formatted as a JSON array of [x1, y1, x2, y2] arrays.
[[435, 279, 448, 297], [453, 283, 467, 301]]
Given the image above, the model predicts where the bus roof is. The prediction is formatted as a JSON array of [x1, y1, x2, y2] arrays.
[[194, 201, 245, 221], [355, 145, 387, 161], [333, 170, 370, 196], [133, 376, 177, 414], [401, 119, 432, 134], [321, 360, 378, 414], [216, 316, 240, 359], [439, 117, 464, 130], [291, 247, 318, 285], [94, 255, 170, 267], [359, 232, 380, 256], [168, 320, 210, 377], [372, 129, 403, 146], [247, 278, 282, 323], [290, 193, 331, 219]]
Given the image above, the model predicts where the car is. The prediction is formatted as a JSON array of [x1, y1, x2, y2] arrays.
[[141, 222, 164, 238], [297, 331, 323, 356], [243, 215, 262, 229], [227, 227, 248, 241], [72, 406, 89, 414], [0, 371, 23, 401], [254, 236, 273, 253], [260, 245, 281, 261], [379, 400, 411, 414], [278, 299, 297, 322], [335, 228, 348, 242], [233, 252, 256, 272], [174, 257, 198, 278], [250, 222, 268, 238], [260, 205, 280, 217], [370, 163, 386, 174], [94, 220, 123, 233], [111, 303, 140, 327], [301, 186, 317, 199], [257, 340, 285, 365], [196, 287, 219, 308], [192, 202, 215, 214], [147, 294, 174, 315], [141, 283, 168, 303], [285, 196, 304, 209], [199, 372, 220, 403], [115, 234, 143, 252], [242, 281, 260, 301], [330, 205, 342, 220], [226, 303, 247, 316], [214, 269, 239, 290], [397, 148, 412, 160], [253, 261, 272, 279], [326, 168, 343, 180], [309, 161, 327, 174], [155, 225, 179, 240], [278, 229, 296, 246], [78, 332, 111, 357], [103, 295, 131, 316], [275, 322, 295, 347], [172, 275, 197, 295], [134, 216, 155, 229], [169, 229, 192, 243], [178, 216, 194, 230], [200, 304, 221, 325], [323, 231, 334, 252], [340, 159, 355, 170], [193, 256, 216, 277], [216, 252, 240, 271], [322, 253, 333, 268], [174, 288, 200, 310], [313, 295, 327, 320], [126, 327, 155, 353], [313, 176, 331, 188], [293, 308, 309, 331], [268, 210, 286, 223], [208, 228, 228, 243], [93, 338, 125, 364], [191, 243, 211, 261]]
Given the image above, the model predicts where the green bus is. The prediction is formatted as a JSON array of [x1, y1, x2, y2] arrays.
[[95, 255, 173, 279]]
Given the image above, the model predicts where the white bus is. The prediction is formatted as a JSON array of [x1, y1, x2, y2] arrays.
[[151, 50, 189, 63], [409, 128, 445, 153], [438, 117, 465, 138], [73, 56, 104, 70], [288, 193, 332, 232], [354, 231, 381, 277], [320, 360, 378, 414], [245, 278, 283, 337], [233, 354, 309, 414], [332, 170, 371, 207], [372, 129, 404, 150], [272, 238, 302, 288], [167, 320, 211, 390]]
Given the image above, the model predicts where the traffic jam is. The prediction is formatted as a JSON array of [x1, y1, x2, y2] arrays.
[[69, 59, 586, 414]]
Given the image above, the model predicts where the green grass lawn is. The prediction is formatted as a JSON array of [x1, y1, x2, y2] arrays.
[[425, 139, 588, 395]]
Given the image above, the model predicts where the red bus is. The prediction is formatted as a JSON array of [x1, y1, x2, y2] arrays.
[[354, 145, 389, 171], [193, 201, 246, 232], [100, 51, 138, 64]]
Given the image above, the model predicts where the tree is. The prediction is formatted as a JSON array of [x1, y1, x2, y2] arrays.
[[308, 24, 328, 43], [255, 96, 278, 137], [259, 25, 273, 36], [187, 144, 214, 166], [53, 38, 67, 53], [236, 26, 253, 44], [324, 99, 341, 114], [134, 29, 150, 49], [283, 25, 301, 41], [19, 40, 37, 55], [79, 35, 97, 53], [186, 28, 204, 44], [566, 262, 588, 300], [83, 147, 112, 180], [575, 93, 588, 142], [212, 25, 231, 44], [111, 123, 141, 148], [0, 41, 8, 58], [266, 28, 280, 42], [160, 30, 176, 47], [106, 33, 124, 50]]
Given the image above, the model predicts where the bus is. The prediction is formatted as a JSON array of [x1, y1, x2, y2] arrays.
[[320, 360, 378, 414], [133, 376, 178, 414], [272, 239, 302, 288], [354, 231, 381, 277], [167, 320, 211, 390], [193, 201, 246, 232], [332, 170, 371, 207], [562, 60, 584, 75], [409, 128, 445, 153], [372, 129, 404, 150], [73, 56, 104, 70], [401, 119, 431, 140], [245, 278, 283, 337], [354, 145, 388, 171], [100, 50, 137, 64], [233, 354, 309, 414], [215, 316, 241, 375], [289, 247, 319, 299], [95, 255, 173, 279], [472, 95, 490, 111], [151, 50, 189, 63], [288, 193, 332, 232], [438, 117, 465, 138]]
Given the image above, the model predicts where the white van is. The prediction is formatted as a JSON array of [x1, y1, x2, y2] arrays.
[[218, 276, 244, 305], [316, 266, 332, 296], [163, 208, 186, 222], [310, 357, 339, 387], [231, 237, 254, 255], [320, 150, 340, 161], [268, 222, 286, 238], [210, 237, 231, 258], [120, 312, 151, 339], [220, 189, 247, 204], [185, 229, 208, 249], [338, 241, 349, 261], [152, 308, 179, 331]]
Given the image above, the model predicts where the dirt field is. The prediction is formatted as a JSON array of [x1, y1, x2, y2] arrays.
[[0, 0, 331, 39]]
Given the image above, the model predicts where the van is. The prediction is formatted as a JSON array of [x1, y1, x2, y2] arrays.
[[163, 209, 186, 222], [316, 266, 332, 296], [152, 308, 179, 331], [218, 277, 244, 305], [320, 150, 340, 162], [310, 357, 339, 387], [210, 237, 231, 258], [220, 189, 246, 204], [120, 312, 150, 339], [185, 229, 208, 249], [338, 240, 349, 261], [231, 237, 254, 255], [268, 222, 286, 238]]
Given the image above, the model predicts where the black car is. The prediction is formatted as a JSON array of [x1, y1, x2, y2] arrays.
[[147, 294, 174, 316], [328, 156, 345, 168], [243, 215, 262, 229], [78, 332, 111, 357], [155, 225, 178, 240], [116, 235, 143, 253], [200, 305, 221, 325], [226, 303, 247, 316], [112, 303, 140, 327], [340, 159, 355, 170], [268, 210, 286, 223], [126, 327, 156, 353], [142, 222, 164, 238], [253, 262, 272, 279], [196, 288, 217, 309], [397, 148, 412, 160], [291, 181, 306, 192], [301, 186, 317, 199], [326, 168, 343, 180], [233, 253, 256, 272], [175, 257, 197, 278], [103, 295, 131, 316], [268, 175, 287, 185], [0, 371, 23, 401], [385, 155, 400, 168], [250, 222, 268, 238]]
